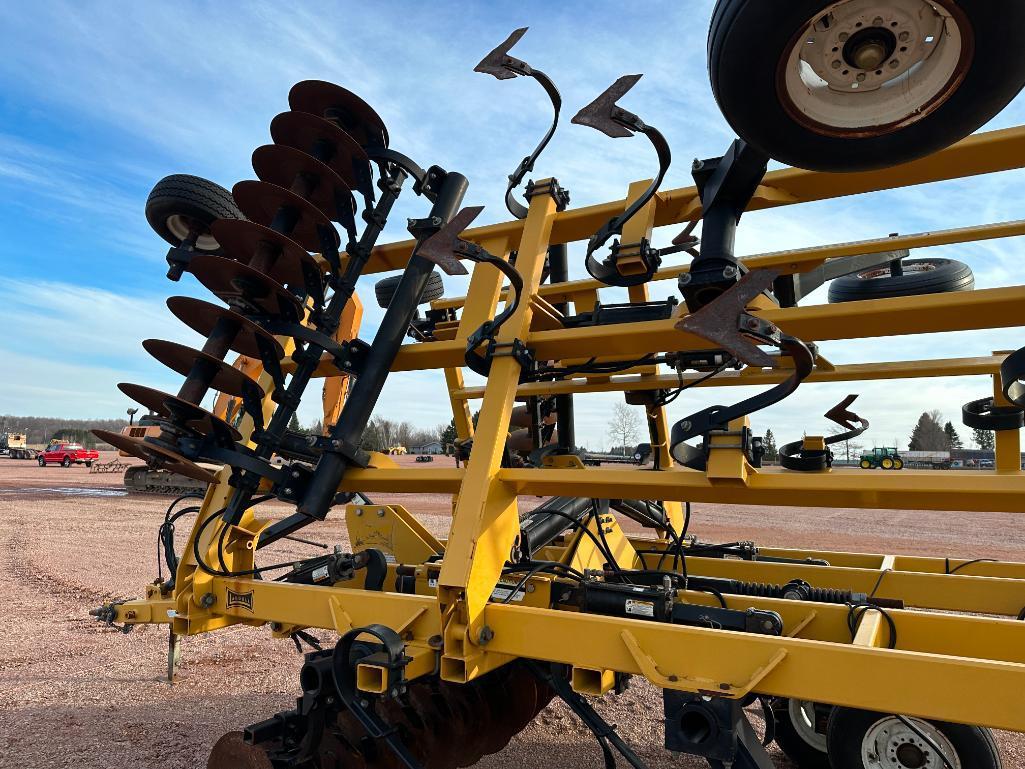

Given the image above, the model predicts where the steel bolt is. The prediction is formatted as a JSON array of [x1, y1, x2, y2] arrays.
[[838, 32, 849, 42], [291, 470, 300, 479], [678, 273, 692, 285], [427, 634, 444, 649], [477, 625, 495, 645], [890, 59, 900, 68], [856, 72, 867, 82], [200, 592, 216, 608], [692, 159, 704, 171], [526, 584, 535, 593], [681, 421, 692, 432], [283, 487, 293, 495], [722, 265, 738, 279], [899, 31, 910, 42], [872, 16, 884, 26], [832, 60, 842, 69], [377, 509, 386, 517]]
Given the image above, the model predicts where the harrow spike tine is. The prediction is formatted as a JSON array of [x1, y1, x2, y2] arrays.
[[417, 206, 484, 276], [474, 27, 530, 79], [676, 269, 780, 368], [824, 393, 863, 430], [572, 74, 643, 138]]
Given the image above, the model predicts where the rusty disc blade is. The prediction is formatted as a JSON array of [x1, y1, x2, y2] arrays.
[[252, 144, 356, 223], [92, 429, 218, 483], [117, 383, 242, 442], [209, 218, 320, 292], [207, 731, 274, 769], [166, 296, 284, 360], [288, 80, 389, 148], [189, 254, 303, 321], [269, 110, 369, 188], [232, 180, 340, 253], [142, 339, 265, 399]]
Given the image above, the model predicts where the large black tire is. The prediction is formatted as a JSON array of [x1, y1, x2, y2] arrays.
[[826, 707, 1001, 769], [827, 258, 973, 303], [771, 699, 831, 769], [145, 174, 243, 252], [708, 0, 1025, 171], [374, 271, 444, 309]]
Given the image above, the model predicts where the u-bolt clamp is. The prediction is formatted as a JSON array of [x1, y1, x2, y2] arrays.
[[475, 28, 564, 220], [573, 74, 682, 287], [669, 270, 816, 466], [417, 206, 531, 377]]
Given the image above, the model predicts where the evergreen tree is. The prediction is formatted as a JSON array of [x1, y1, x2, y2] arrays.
[[943, 421, 963, 450], [972, 427, 995, 451], [908, 411, 946, 451], [288, 413, 301, 433], [440, 419, 458, 450], [762, 428, 778, 460]]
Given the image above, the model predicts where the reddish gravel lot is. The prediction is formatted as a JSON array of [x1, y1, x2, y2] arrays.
[[1, 452, 1022, 768]]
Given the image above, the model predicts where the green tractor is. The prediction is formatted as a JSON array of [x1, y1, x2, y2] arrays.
[[859, 447, 904, 470]]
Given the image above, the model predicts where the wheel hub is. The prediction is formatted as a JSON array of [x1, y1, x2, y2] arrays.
[[779, 0, 971, 134], [860, 716, 961, 769]]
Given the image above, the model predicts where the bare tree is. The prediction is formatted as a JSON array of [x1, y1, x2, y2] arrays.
[[607, 402, 640, 455], [828, 424, 864, 464]]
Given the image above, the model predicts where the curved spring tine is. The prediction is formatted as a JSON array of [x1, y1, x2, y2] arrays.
[[475, 27, 562, 219], [823, 394, 870, 444], [573, 74, 672, 286]]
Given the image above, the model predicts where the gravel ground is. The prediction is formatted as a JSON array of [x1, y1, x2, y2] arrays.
[[1, 453, 1022, 768]]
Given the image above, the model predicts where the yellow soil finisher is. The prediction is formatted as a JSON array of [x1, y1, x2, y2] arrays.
[[92, 4, 1025, 768]]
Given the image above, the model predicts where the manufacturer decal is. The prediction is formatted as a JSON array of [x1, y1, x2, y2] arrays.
[[226, 589, 254, 612]]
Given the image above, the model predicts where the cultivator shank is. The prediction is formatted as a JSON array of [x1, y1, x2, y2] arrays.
[[92, 7, 1025, 769]]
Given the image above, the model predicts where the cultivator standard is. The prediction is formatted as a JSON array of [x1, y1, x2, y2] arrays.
[[93, 3, 1025, 768]]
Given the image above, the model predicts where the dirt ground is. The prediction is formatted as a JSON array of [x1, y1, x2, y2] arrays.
[[1, 452, 1022, 768]]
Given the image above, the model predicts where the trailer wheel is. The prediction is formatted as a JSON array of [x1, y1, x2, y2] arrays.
[[860, 459, 873, 469], [708, 0, 1025, 172], [145, 174, 243, 253], [827, 259, 974, 303], [374, 271, 445, 309], [826, 707, 1001, 769], [772, 699, 832, 768]]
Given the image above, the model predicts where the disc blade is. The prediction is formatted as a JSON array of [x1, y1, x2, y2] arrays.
[[166, 296, 285, 360], [232, 179, 339, 253], [142, 339, 265, 399], [189, 254, 303, 321], [210, 218, 321, 292], [251, 144, 356, 224], [269, 110, 369, 188], [288, 80, 389, 148]]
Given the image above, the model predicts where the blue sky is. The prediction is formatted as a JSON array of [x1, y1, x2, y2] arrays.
[[1, 1, 1024, 450]]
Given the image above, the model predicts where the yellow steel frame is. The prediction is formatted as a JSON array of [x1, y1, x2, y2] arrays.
[[111, 126, 1025, 733]]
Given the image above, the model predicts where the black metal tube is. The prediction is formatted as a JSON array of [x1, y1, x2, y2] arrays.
[[299, 172, 468, 518], [696, 203, 737, 265], [520, 495, 596, 556], [547, 244, 576, 451]]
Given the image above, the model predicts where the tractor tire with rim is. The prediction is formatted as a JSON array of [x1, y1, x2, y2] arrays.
[[860, 459, 873, 469], [61, 456, 71, 467], [771, 699, 832, 769], [708, 0, 1025, 172], [893, 457, 904, 470], [826, 706, 1001, 769], [145, 174, 243, 253], [827, 258, 973, 303], [374, 271, 445, 309], [880, 456, 895, 469]]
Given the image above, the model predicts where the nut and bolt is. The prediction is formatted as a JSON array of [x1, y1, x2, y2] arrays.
[[899, 31, 910, 42], [477, 626, 495, 645], [722, 265, 738, 279], [377, 509, 386, 517], [680, 421, 692, 432], [427, 635, 444, 650], [200, 592, 216, 608], [678, 273, 692, 285], [355, 509, 363, 516]]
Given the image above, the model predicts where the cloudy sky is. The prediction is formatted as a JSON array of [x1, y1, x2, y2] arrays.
[[1, 1, 1023, 451]]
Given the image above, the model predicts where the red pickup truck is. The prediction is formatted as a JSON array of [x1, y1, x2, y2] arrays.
[[37, 442, 100, 468]]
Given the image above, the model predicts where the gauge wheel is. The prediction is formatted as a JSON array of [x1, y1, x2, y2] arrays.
[[860, 459, 873, 469], [828, 258, 973, 303], [708, 0, 1025, 172], [145, 174, 243, 253], [880, 457, 895, 469], [892, 457, 904, 470], [374, 271, 445, 309], [826, 706, 1001, 769], [772, 699, 832, 769]]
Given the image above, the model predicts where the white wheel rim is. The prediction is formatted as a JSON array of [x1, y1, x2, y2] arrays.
[[779, 0, 972, 136], [788, 699, 828, 752], [861, 716, 961, 769], [167, 214, 220, 251], [857, 260, 937, 281]]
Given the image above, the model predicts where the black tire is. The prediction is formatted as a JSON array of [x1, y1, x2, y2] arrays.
[[772, 699, 831, 769], [826, 707, 1001, 769], [85, 461, 93, 468], [61, 456, 71, 467], [37, 457, 45, 467], [708, 0, 1025, 172], [827, 258, 973, 303], [145, 174, 243, 252], [374, 271, 444, 309]]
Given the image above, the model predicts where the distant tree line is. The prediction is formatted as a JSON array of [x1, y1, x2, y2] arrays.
[[0, 415, 128, 448], [909, 410, 992, 451]]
